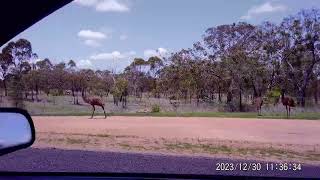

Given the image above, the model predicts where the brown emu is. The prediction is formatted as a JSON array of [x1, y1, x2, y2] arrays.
[[82, 92, 107, 118], [254, 96, 263, 116], [281, 90, 295, 118]]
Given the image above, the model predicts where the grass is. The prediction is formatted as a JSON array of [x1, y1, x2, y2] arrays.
[[123, 111, 320, 120], [164, 142, 234, 154], [37, 132, 320, 162], [66, 138, 90, 145], [162, 141, 320, 161], [32, 111, 320, 120], [2, 95, 318, 119], [118, 143, 147, 150]]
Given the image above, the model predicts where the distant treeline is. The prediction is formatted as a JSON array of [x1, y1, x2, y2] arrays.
[[0, 8, 319, 111]]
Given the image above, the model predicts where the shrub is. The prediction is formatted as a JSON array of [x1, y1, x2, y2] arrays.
[[266, 87, 281, 104], [151, 104, 161, 113]]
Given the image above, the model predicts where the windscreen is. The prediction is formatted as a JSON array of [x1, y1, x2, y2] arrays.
[[0, 0, 319, 178]]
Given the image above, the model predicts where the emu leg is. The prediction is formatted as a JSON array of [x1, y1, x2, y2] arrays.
[[102, 105, 107, 118], [259, 107, 261, 116], [122, 97, 126, 108], [286, 106, 288, 118], [289, 107, 291, 118], [91, 105, 95, 118]]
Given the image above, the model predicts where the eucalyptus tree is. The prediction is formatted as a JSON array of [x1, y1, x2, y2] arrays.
[[36, 58, 53, 96], [124, 58, 149, 99], [146, 56, 163, 98], [1, 39, 35, 107], [0, 52, 12, 96], [278, 9, 320, 106], [203, 22, 258, 111], [51, 62, 68, 95], [66, 60, 79, 104]]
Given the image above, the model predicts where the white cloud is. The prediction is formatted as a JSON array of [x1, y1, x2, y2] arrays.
[[91, 51, 124, 60], [75, 0, 129, 12], [90, 50, 136, 60], [78, 59, 94, 69], [120, 34, 128, 40], [157, 47, 168, 55], [240, 2, 287, 20], [84, 39, 101, 47], [96, 0, 129, 12], [144, 49, 157, 58], [78, 29, 111, 47], [127, 50, 136, 56], [78, 30, 107, 40], [144, 48, 168, 58], [74, 0, 98, 6], [28, 58, 42, 64]]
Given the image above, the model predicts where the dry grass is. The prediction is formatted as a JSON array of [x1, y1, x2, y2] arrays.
[[34, 132, 320, 164], [1, 94, 320, 119]]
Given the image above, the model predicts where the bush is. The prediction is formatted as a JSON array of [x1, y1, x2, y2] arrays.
[[151, 104, 161, 113], [266, 87, 281, 104], [218, 101, 254, 112]]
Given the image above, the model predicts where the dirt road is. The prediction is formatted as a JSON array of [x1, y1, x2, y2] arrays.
[[32, 116, 320, 164]]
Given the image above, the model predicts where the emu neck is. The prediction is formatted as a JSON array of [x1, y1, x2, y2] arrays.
[[281, 92, 285, 100], [82, 94, 91, 104]]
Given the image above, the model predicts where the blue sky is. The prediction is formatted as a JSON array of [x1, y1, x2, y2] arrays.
[[5, 0, 320, 72]]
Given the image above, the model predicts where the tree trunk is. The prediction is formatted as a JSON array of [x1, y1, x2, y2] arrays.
[[314, 90, 318, 105], [72, 88, 75, 97], [239, 88, 243, 112], [297, 43, 318, 107], [268, 63, 276, 91], [227, 91, 232, 103], [196, 92, 200, 107], [3, 79, 7, 96], [184, 91, 188, 104], [35, 84, 39, 101], [218, 86, 222, 103], [76, 91, 79, 105], [297, 89, 306, 107], [31, 89, 34, 101], [72, 88, 76, 105], [140, 91, 143, 102]]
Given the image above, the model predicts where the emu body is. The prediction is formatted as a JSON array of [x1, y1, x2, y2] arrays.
[[254, 96, 263, 116], [82, 94, 107, 118], [281, 91, 295, 118]]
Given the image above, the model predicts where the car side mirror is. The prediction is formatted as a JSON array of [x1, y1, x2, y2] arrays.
[[0, 108, 35, 156]]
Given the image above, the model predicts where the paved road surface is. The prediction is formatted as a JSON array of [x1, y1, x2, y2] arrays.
[[0, 148, 319, 178]]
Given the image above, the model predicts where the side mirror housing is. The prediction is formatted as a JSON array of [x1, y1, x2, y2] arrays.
[[0, 108, 35, 156]]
